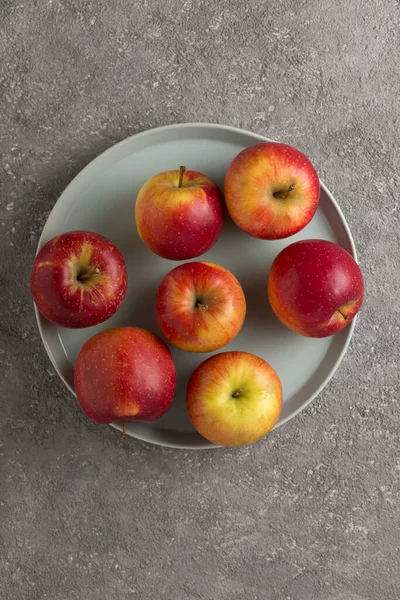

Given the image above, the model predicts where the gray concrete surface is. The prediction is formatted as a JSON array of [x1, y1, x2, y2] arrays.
[[1, 1, 399, 598]]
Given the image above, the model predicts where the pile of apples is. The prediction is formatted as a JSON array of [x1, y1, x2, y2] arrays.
[[31, 142, 364, 447]]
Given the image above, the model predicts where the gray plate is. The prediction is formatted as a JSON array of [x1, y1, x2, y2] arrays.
[[35, 123, 357, 449]]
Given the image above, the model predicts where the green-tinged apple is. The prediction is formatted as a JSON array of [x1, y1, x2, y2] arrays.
[[224, 142, 320, 239], [268, 239, 364, 337], [187, 351, 282, 447], [155, 262, 246, 352], [75, 327, 177, 431], [135, 166, 224, 260], [30, 231, 127, 328]]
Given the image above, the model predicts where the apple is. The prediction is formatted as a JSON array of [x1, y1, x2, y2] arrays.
[[75, 327, 177, 430], [187, 351, 282, 447], [268, 239, 364, 337], [30, 231, 127, 328], [135, 166, 224, 260], [224, 142, 320, 239], [155, 261, 246, 353]]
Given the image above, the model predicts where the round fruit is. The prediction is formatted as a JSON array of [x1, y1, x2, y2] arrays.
[[30, 230, 127, 328], [155, 262, 246, 352], [224, 142, 320, 240], [268, 239, 364, 337], [187, 351, 282, 447], [75, 327, 177, 424], [135, 166, 224, 260]]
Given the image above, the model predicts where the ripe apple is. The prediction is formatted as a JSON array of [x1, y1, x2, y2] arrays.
[[224, 142, 320, 239], [75, 327, 177, 429], [135, 166, 224, 260], [30, 231, 127, 328], [187, 351, 282, 447], [155, 261, 246, 353], [268, 239, 364, 337]]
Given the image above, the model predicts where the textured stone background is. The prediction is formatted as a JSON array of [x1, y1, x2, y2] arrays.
[[1, 1, 399, 599]]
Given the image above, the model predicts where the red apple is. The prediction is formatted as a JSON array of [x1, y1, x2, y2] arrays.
[[224, 142, 320, 239], [155, 262, 246, 353], [75, 327, 177, 426], [268, 239, 364, 337], [187, 351, 282, 447], [30, 231, 127, 328], [135, 166, 224, 260]]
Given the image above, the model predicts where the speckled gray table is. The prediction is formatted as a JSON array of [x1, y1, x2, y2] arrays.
[[1, 1, 399, 599]]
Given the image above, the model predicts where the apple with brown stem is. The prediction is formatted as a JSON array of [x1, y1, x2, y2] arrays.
[[30, 230, 127, 328], [187, 351, 283, 447], [155, 261, 246, 352], [224, 142, 320, 239], [74, 327, 177, 436], [135, 166, 224, 260], [268, 239, 364, 337]]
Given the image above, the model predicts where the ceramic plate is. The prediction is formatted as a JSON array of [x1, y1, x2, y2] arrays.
[[35, 123, 357, 449]]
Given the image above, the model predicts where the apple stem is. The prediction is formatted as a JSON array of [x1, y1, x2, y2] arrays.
[[77, 273, 91, 281], [337, 309, 349, 320], [121, 421, 127, 440], [195, 301, 208, 311], [273, 183, 295, 200], [178, 165, 186, 188], [232, 389, 243, 398], [77, 268, 100, 282]]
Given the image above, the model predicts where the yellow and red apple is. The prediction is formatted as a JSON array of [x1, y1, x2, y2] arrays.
[[30, 231, 127, 328], [224, 142, 320, 239], [187, 351, 282, 447], [268, 239, 364, 337], [135, 166, 224, 260], [75, 327, 177, 426], [155, 261, 246, 353]]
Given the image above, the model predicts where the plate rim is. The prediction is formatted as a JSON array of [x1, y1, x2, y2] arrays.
[[34, 122, 358, 449]]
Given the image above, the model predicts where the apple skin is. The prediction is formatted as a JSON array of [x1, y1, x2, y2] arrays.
[[30, 231, 127, 328], [135, 168, 224, 260], [224, 142, 320, 240], [187, 351, 282, 447], [268, 239, 364, 337], [155, 262, 246, 353], [74, 327, 177, 424]]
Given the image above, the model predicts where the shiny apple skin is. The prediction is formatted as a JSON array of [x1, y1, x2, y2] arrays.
[[155, 261, 246, 353], [268, 239, 364, 337], [30, 231, 127, 328], [187, 351, 282, 447], [224, 142, 320, 240], [135, 169, 224, 260], [74, 327, 177, 424]]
